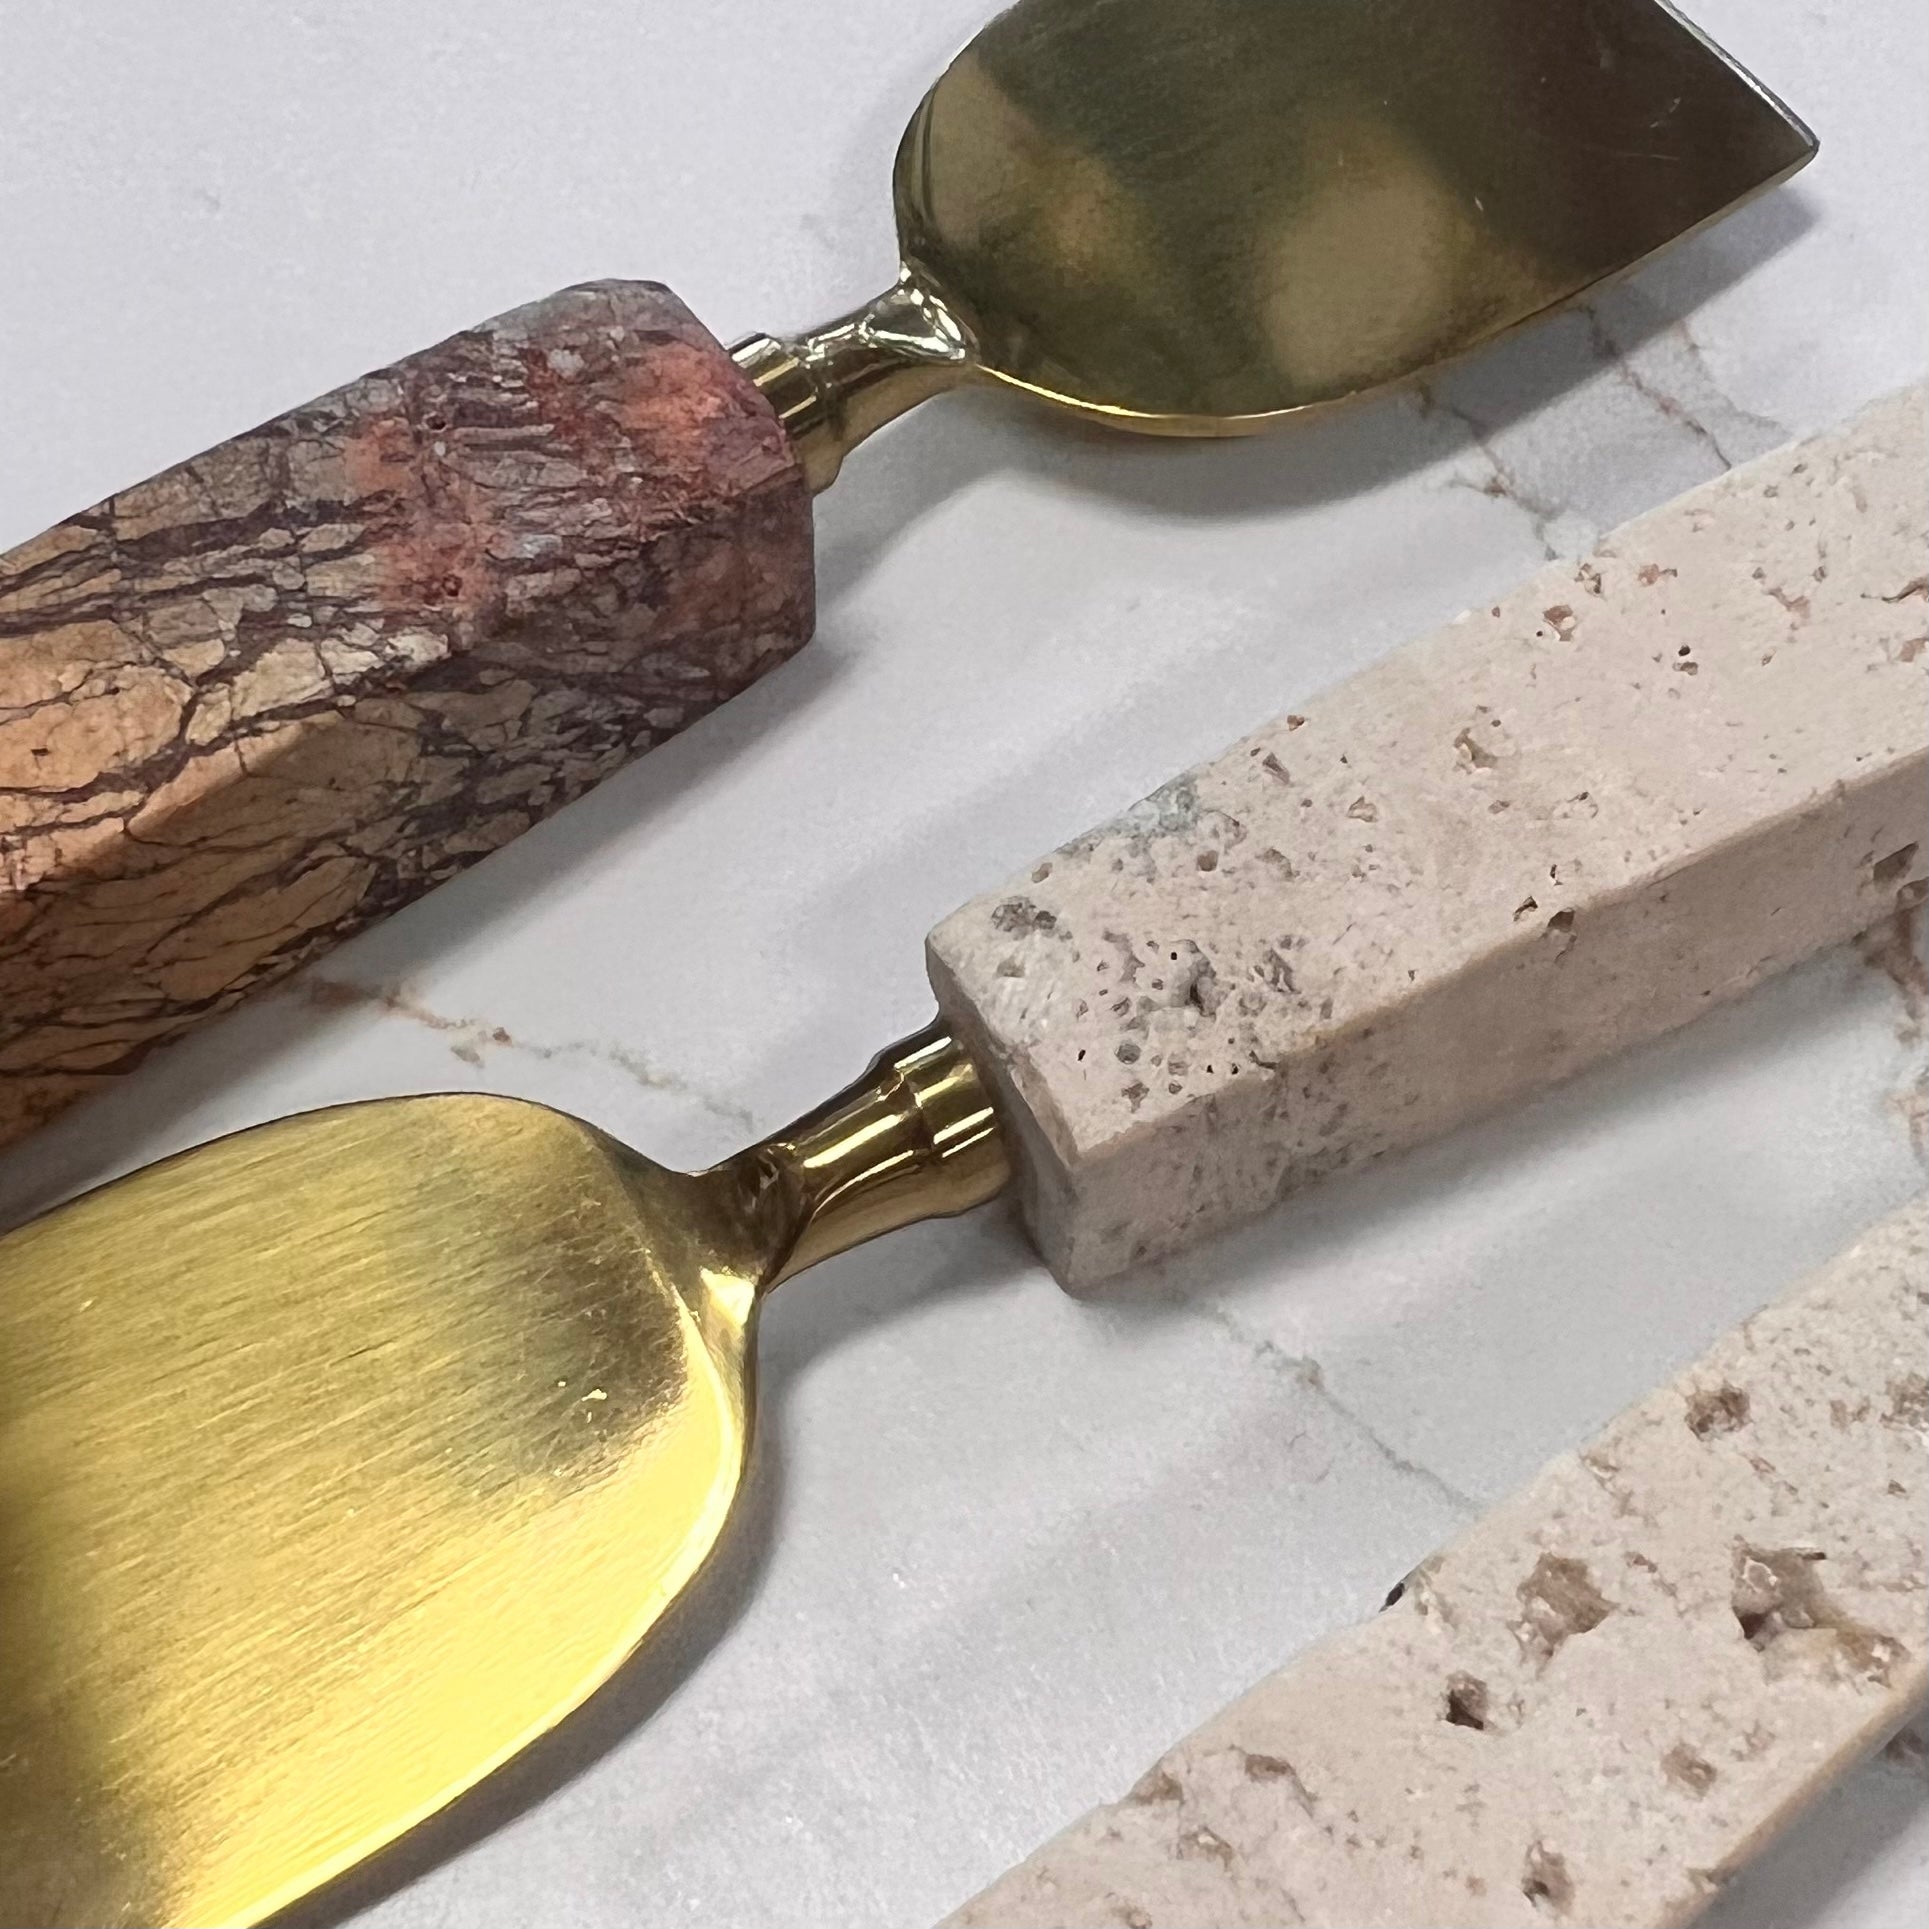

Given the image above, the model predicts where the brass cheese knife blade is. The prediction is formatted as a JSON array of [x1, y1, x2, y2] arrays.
[[742, 0, 1816, 475], [0, 1029, 1004, 1927]]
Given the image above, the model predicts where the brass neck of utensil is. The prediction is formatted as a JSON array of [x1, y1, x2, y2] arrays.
[[742, 1024, 1010, 1290], [731, 269, 975, 493]]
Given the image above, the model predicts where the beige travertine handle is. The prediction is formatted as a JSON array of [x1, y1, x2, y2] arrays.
[[0, 282, 812, 1147], [943, 1202, 1928, 1928], [930, 388, 1928, 1286]]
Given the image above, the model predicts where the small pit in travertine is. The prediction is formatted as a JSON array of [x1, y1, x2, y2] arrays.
[[1513, 1554, 1614, 1666], [1522, 1842, 1574, 1916], [1686, 1382, 1751, 1438], [1444, 1673, 1490, 1730]]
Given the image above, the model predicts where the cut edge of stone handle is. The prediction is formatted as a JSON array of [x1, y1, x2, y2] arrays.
[[942, 1200, 1929, 1929], [928, 387, 1929, 1287]]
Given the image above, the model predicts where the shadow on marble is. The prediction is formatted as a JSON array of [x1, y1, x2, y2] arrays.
[[757, 1190, 1034, 1383], [1699, 1718, 1929, 1929], [0, 629, 849, 1228]]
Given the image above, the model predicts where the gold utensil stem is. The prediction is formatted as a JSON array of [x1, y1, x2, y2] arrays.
[[736, 1025, 1010, 1288], [732, 270, 975, 492]]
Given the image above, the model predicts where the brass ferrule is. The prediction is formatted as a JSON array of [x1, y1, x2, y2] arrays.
[[732, 269, 975, 493], [745, 1024, 1010, 1288]]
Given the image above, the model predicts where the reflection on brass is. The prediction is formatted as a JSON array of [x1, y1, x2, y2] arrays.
[[0, 1028, 1007, 1927], [735, 0, 1814, 478]]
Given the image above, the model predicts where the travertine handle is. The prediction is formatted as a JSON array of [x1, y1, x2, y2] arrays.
[[0, 281, 812, 1146], [946, 1204, 1929, 1928], [930, 388, 1928, 1286]]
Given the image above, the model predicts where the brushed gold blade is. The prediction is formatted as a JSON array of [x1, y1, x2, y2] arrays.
[[0, 1096, 758, 1929], [894, 0, 1816, 428], [0, 1029, 1007, 1927]]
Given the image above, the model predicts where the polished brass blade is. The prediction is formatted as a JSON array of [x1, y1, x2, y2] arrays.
[[898, 0, 1816, 428], [737, 0, 1815, 479], [0, 1031, 1006, 1927]]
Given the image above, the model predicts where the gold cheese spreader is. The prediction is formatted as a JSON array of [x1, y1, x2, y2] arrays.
[[0, 1028, 1007, 1927]]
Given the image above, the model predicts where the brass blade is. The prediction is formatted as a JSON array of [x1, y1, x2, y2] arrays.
[[895, 0, 1816, 428], [0, 1028, 1005, 1925], [0, 1097, 757, 1928]]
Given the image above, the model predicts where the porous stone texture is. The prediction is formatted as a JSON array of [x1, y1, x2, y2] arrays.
[[0, 282, 811, 1146], [928, 389, 1928, 1286], [944, 1203, 1929, 1929]]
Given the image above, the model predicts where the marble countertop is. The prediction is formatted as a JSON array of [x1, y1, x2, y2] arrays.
[[2, 3, 1922, 1924]]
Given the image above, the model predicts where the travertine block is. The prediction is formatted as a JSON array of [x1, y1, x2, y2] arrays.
[[929, 390, 1928, 1285], [0, 282, 811, 1146], [944, 1203, 1929, 1929]]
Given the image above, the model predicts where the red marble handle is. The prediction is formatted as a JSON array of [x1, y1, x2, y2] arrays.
[[0, 281, 813, 1147]]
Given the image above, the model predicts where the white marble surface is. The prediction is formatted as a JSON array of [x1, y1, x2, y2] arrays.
[[0, 4, 1923, 1926]]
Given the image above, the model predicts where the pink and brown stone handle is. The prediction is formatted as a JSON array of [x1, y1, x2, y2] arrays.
[[0, 281, 813, 1149]]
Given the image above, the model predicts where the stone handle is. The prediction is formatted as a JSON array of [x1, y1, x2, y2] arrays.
[[946, 1204, 1929, 1928], [929, 388, 1928, 1287], [0, 281, 814, 1149]]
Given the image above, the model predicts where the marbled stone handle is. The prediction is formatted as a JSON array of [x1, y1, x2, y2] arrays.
[[0, 281, 812, 1146]]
